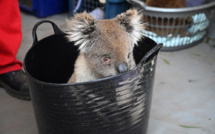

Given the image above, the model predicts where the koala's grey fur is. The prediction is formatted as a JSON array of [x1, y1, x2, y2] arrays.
[[66, 9, 145, 83]]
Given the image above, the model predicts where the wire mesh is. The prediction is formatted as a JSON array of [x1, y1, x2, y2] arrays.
[[71, 0, 105, 19]]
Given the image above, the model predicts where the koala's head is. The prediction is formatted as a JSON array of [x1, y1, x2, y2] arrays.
[[66, 9, 145, 78]]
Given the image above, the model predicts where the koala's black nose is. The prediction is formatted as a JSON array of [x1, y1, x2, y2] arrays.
[[117, 63, 128, 73]]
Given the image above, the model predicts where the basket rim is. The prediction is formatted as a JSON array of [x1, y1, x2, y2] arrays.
[[128, 0, 215, 13], [24, 55, 157, 87]]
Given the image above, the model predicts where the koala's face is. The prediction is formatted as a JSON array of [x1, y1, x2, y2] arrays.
[[67, 10, 145, 78], [83, 20, 135, 77]]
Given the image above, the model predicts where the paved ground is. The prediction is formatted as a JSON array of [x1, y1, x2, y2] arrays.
[[0, 11, 215, 134]]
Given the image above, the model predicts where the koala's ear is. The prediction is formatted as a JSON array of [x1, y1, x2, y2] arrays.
[[115, 9, 145, 46], [66, 12, 96, 52]]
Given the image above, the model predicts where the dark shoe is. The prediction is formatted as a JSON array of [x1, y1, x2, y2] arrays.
[[0, 70, 30, 100]]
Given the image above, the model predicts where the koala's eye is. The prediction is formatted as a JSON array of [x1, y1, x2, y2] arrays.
[[102, 57, 111, 64]]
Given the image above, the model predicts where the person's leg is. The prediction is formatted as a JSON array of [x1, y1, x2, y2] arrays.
[[0, 0, 22, 74], [0, 0, 30, 100]]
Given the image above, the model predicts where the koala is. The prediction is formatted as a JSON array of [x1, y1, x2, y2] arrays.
[[145, 0, 187, 8], [66, 9, 145, 83]]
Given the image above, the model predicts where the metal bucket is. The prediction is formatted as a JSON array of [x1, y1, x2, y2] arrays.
[[24, 20, 162, 134]]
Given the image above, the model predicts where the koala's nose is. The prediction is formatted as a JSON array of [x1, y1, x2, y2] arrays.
[[117, 63, 128, 73]]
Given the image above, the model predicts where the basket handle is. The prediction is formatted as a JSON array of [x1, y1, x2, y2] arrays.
[[136, 43, 163, 71], [32, 20, 64, 45]]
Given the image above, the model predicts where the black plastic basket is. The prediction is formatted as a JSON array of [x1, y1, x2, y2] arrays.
[[24, 20, 162, 134]]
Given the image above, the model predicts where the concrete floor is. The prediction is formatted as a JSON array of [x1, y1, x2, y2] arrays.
[[0, 11, 215, 134]]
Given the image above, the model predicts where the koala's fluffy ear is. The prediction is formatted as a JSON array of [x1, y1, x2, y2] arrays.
[[115, 9, 145, 46], [66, 12, 96, 52]]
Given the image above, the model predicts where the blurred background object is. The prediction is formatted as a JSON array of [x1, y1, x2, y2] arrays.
[[186, 0, 206, 7], [68, 0, 130, 19], [19, 0, 69, 18], [19, 0, 215, 50], [128, 0, 215, 51]]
